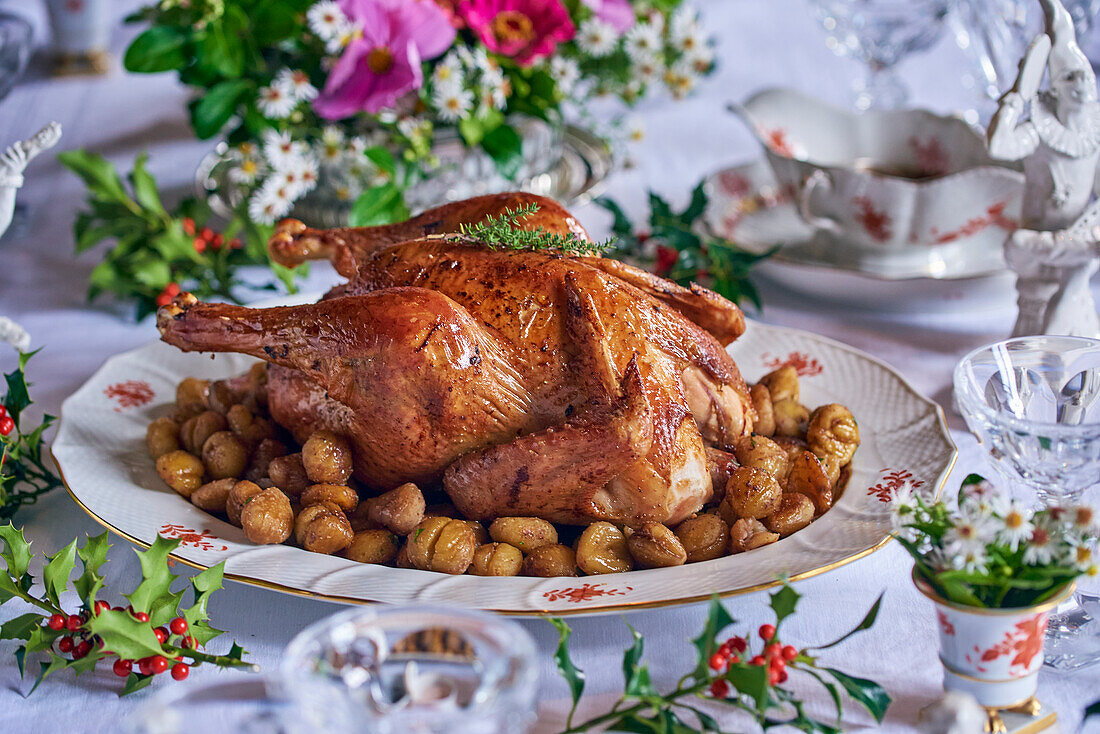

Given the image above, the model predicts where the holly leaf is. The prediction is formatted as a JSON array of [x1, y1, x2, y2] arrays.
[[121, 672, 155, 696], [187, 618, 225, 647], [690, 595, 735, 679], [549, 618, 585, 725], [680, 182, 708, 223], [769, 583, 801, 628], [42, 539, 77, 608], [85, 608, 164, 661], [803, 668, 845, 725], [0, 613, 43, 641], [0, 523, 32, 579], [822, 668, 891, 723], [725, 662, 769, 709], [809, 592, 883, 650], [73, 532, 110, 606], [182, 563, 224, 628], [30, 654, 72, 695], [57, 151, 134, 206], [125, 536, 180, 614], [596, 196, 635, 238], [3, 364, 32, 423], [129, 153, 166, 216]]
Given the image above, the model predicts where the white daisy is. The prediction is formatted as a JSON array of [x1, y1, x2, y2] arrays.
[[327, 24, 361, 55], [1067, 539, 1098, 571], [248, 181, 294, 225], [1023, 524, 1057, 566], [624, 22, 662, 61], [0, 315, 30, 352], [1070, 503, 1100, 536], [262, 129, 308, 170], [480, 68, 508, 109], [228, 156, 264, 185], [432, 86, 474, 122], [550, 57, 580, 95], [577, 18, 619, 57], [632, 55, 661, 85], [670, 6, 701, 44], [275, 68, 318, 102], [943, 510, 994, 557], [346, 136, 368, 158], [673, 27, 705, 55], [433, 53, 466, 89], [279, 153, 320, 197], [994, 499, 1034, 551], [307, 0, 348, 43], [257, 84, 297, 119], [471, 46, 496, 73], [952, 545, 989, 574], [685, 45, 714, 74], [663, 61, 698, 100]]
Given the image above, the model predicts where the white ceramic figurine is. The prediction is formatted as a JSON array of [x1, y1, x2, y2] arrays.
[[0, 122, 62, 241], [987, 0, 1100, 338]]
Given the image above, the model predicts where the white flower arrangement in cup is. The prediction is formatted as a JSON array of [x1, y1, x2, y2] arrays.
[[891, 474, 1098, 608]]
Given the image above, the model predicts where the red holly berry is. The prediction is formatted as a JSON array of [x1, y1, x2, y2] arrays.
[[72, 640, 92, 659], [782, 645, 798, 661], [708, 652, 727, 672], [749, 655, 765, 666], [728, 655, 741, 665], [768, 669, 781, 686], [113, 658, 132, 677], [130, 609, 149, 623], [0, 415, 13, 436], [181, 635, 197, 649], [654, 245, 678, 276], [200, 227, 214, 242], [211, 233, 225, 250], [636, 231, 651, 244], [765, 642, 782, 659], [65, 614, 82, 632], [47, 614, 65, 631], [58, 636, 74, 653], [709, 679, 729, 698], [138, 657, 153, 676], [93, 600, 110, 616], [0, 405, 7, 418], [193, 237, 207, 253], [156, 283, 181, 307], [154, 627, 168, 644], [170, 617, 188, 635], [726, 636, 747, 653], [758, 624, 776, 641], [170, 662, 190, 681], [778, 669, 788, 684], [148, 655, 168, 675], [228, 238, 243, 250], [182, 218, 196, 236]]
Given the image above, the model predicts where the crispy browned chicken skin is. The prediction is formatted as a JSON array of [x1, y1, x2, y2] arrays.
[[158, 193, 753, 526]]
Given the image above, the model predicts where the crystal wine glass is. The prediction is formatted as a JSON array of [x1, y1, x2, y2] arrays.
[[812, 0, 952, 110], [282, 605, 538, 734], [954, 336, 1100, 670]]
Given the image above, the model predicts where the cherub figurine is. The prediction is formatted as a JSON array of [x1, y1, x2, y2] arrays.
[[987, 0, 1100, 338], [0, 122, 62, 241]]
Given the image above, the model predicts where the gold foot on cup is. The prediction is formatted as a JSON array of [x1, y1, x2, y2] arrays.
[[1005, 696, 1041, 717], [984, 709, 1008, 734]]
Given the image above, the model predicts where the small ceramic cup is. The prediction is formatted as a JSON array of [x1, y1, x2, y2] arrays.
[[913, 570, 1074, 710]]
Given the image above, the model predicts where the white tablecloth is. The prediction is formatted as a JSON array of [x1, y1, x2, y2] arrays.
[[0, 1, 1098, 731]]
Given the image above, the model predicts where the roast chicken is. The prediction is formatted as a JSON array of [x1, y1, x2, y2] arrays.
[[157, 193, 755, 526]]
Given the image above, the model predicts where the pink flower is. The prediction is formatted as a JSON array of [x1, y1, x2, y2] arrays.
[[459, 0, 576, 66], [581, 0, 634, 33], [314, 0, 456, 119]]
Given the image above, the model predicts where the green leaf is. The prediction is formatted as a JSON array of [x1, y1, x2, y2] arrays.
[[129, 153, 166, 216], [549, 618, 585, 725], [364, 146, 397, 176], [125, 536, 180, 614], [85, 609, 165, 661], [803, 668, 845, 725], [0, 523, 32, 579], [57, 151, 134, 206], [769, 584, 801, 627], [690, 595, 735, 679], [622, 622, 644, 684], [190, 80, 251, 139], [348, 183, 409, 227], [30, 654, 72, 694], [623, 665, 657, 699], [123, 26, 187, 73], [648, 192, 674, 223], [199, 13, 245, 78], [121, 672, 156, 696], [725, 662, 769, 709], [680, 182, 708, 223], [73, 532, 110, 606], [42, 539, 77, 608], [23, 625, 56, 653], [457, 108, 504, 146], [596, 196, 634, 237], [0, 613, 44, 641], [823, 668, 891, 723], [481, 124, 524, 180], [810, 592, 884, 650]]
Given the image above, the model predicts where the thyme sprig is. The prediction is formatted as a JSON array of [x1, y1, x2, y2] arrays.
[[456, 204, 612, 256]]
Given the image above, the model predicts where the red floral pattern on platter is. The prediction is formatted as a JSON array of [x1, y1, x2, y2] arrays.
[[104, 380, 154, 412], [852, 196, 892, 242], [929, 201, 1017, 244], [760, 127, 795, 157], [718, 171, 751, 198], [937, 610, 956, 637], [543, 583, 634, 603], [762, 351, 823, 377], [868, 469, 925, 503], [719, 182, 795, 236], [965, 615, 1048, 675], [909, 136, 949, 177], [159, 523, 228, 552]]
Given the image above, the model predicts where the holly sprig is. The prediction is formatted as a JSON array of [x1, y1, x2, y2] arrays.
[[58, 149, 303, 320], [0, 526, 254, 695], [599, 182, 777, 310], [0, 350, 61, 521], [551, 584, 889, 733]]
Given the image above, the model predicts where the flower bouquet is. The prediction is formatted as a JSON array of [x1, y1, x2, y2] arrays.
[[891, 474, 1097, 716], [123, 0, 716, 226]]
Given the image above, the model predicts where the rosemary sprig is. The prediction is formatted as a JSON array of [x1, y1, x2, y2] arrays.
[[456, 204, 612, 256]]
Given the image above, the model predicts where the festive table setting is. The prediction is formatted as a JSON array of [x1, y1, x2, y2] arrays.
[[2, 0, 1100, 731]]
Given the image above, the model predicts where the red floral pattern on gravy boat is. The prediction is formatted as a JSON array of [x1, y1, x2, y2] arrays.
[[965, 616, 1048, 675], [159, 524, 228, 552], [928, 201, 1017, 244], [761, 127, 795, 157], [103, 380, 154, 412], [908, 136, 950, 177], [852, 197, 892, 242], [868, 469, 925, 503], [543, 583, 634, 603], [762, 352, 823, 378]]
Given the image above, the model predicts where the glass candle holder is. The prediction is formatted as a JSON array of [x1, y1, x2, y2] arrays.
[[282, 605, 538, 734]]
